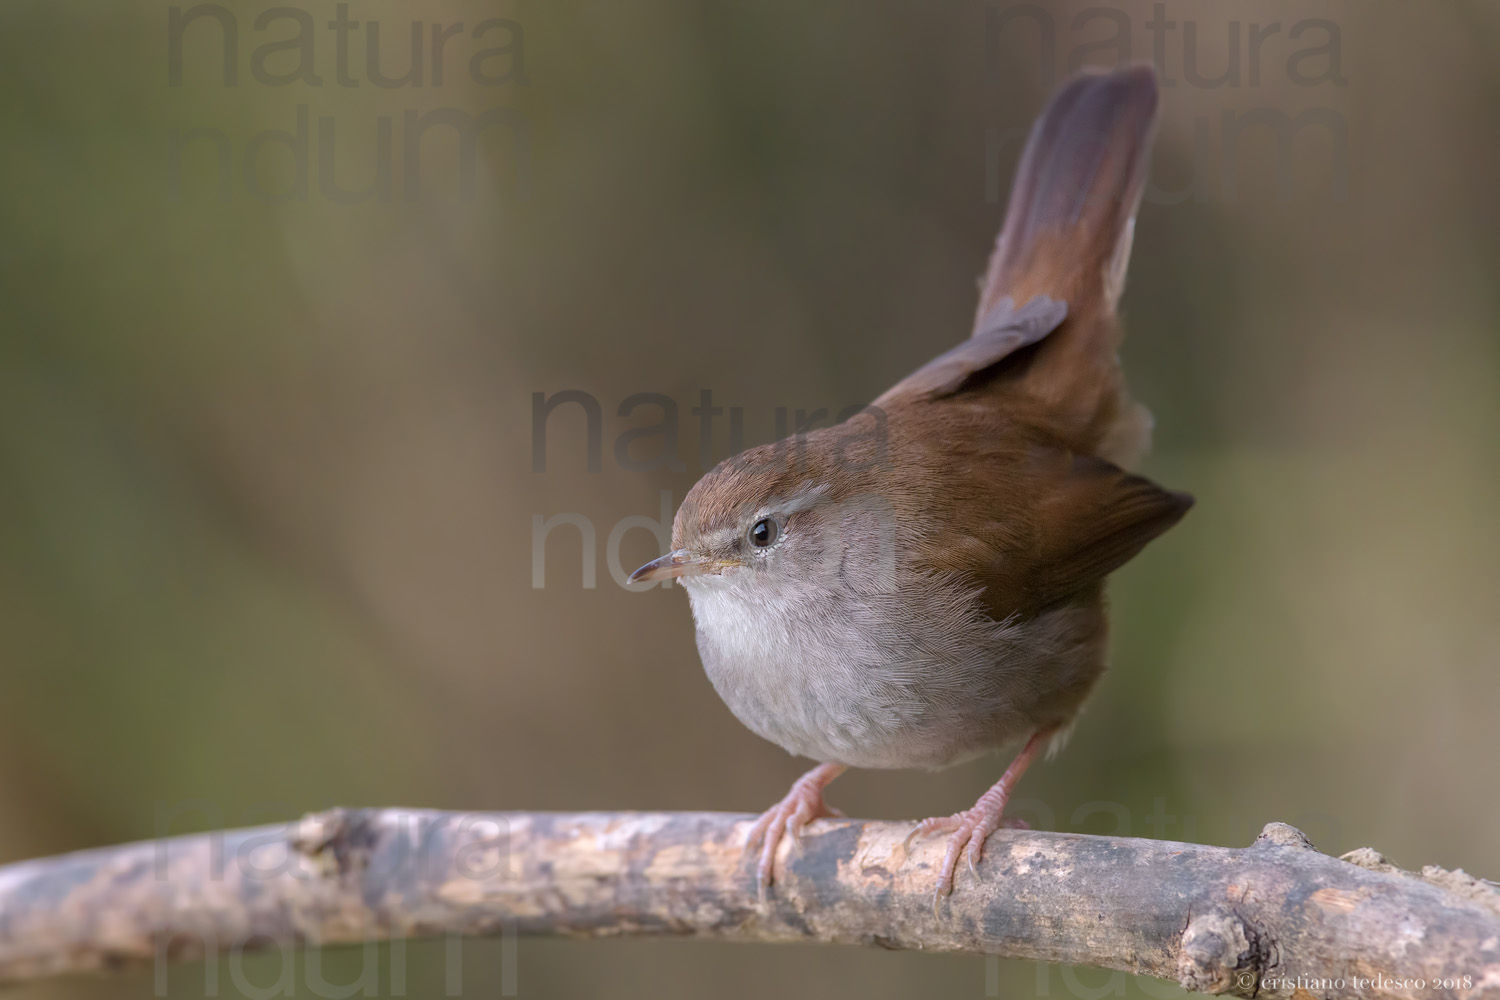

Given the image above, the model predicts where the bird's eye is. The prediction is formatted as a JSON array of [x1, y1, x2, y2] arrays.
[[749, 517, 778, 548]]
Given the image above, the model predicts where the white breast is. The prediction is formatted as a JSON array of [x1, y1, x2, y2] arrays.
[[681, 569, 1095, 769]]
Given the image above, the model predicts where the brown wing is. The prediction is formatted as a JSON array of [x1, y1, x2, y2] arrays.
[[1019, 453, 1192, 610], [915, 441, 1192, 618]]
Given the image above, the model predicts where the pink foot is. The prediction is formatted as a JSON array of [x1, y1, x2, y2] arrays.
[[745, 763, 847, 893], [904, 726, 1054, 904], [905, 805, 1030, 899]]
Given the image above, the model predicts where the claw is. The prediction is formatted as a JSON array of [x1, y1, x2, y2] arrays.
[[785, 804, 812, 849], [904, 813, 959, 856], [745, 762, 847, 896], [755, 817, 782, 892]]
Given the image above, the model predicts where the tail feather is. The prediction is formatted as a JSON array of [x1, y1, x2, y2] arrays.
[[976, 65, 1160, 465], [979, 65, 1158, 319]]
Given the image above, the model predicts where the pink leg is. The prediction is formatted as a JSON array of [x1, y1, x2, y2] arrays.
[[906, 726, 1055, 901], [745, 762, 847, 892]]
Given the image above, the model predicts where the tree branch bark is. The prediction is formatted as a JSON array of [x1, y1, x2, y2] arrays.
[[1, 809, 1496, 997]]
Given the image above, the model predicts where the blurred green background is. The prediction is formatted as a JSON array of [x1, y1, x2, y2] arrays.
[[3, 0, 1498, 997]]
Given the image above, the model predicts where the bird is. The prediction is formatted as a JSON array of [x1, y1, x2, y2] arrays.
[[630, 64, 1191, 901]]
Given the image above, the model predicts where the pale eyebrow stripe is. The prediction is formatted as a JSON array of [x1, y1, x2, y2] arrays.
[[761, 481, 832, 520]]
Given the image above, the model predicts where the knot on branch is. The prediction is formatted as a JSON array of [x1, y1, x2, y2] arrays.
[[290, 808, 378, 879], [1340, 847, 1399, 873], [1253, 822, 1317, 852], [1177, 912, 1254, 996]]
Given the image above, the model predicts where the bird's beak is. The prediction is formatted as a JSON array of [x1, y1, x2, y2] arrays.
[[629, 549, 729, 584]]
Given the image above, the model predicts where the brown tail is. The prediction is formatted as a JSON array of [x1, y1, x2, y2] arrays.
[[977, 66, 1159, 462]]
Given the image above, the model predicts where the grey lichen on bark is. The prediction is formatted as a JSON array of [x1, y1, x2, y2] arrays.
[[0, 809, 1497, 999]]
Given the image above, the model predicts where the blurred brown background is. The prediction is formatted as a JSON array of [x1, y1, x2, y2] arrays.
[[3, 0, 1498, 997]]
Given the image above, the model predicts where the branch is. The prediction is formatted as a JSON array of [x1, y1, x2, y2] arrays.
[[1, 810, 1497, 997]]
